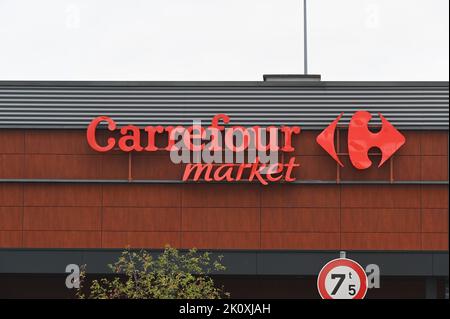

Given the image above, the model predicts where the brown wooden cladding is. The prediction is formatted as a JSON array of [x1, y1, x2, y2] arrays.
[[0, 182, 447, 250], [0, 129, 448, 251], [0, 129, 447, 182]]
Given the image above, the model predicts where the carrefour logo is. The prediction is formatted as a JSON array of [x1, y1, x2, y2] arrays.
[[316, 111, 406, 169], [86, 111, 406, 184]]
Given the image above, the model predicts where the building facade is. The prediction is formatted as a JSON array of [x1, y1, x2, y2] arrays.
[[0, 78, 448, 298]]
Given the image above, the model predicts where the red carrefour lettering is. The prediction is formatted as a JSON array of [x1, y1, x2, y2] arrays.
[[210, 113, 230, 131], [265, 163, 284, 182], [183, 163, 214, 182], [182, 159, 300, 185], [284, 156, 299, 182], [213, 164, 235, 182], [118, 125, 144, 152], [144, 126, 164, 151], [281, 126, 301, 152], [86, 114, 307, 185], [86, 116, 116, 152]]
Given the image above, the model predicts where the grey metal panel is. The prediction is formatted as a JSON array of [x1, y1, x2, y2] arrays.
[[345, 252, 434, 276], [0, 249, 447, 276], [256, 252, 446, 276], [0, 81, 448, 129], [82, 251, 257, 275], [426, 278, 438, 299], [257, 252, 338, 275], [432, 253, 449, 276], [0, 250, 84, 273]]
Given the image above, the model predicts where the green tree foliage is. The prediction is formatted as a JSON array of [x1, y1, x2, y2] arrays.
[[77, 246, 230, 299]]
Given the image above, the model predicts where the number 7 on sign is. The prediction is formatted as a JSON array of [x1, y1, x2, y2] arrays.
[[330, 274, 345, 295], [317, 258, 368, 299]]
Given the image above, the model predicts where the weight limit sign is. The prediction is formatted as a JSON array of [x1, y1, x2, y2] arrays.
[[317, 258, 368, 299]]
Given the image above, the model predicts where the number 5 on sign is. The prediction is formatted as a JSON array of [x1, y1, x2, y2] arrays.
[[317, 258, 368, 299]]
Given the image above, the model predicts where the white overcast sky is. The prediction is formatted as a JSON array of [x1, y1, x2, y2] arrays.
[[0, 0, 448, 81]]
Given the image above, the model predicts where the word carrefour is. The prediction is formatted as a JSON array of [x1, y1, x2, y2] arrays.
[[86, 114, 301, 185]]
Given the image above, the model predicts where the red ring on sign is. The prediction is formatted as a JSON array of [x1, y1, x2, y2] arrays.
[[317, 258, 368, 299]]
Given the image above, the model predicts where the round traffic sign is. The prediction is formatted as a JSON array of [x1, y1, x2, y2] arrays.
[[317, 258, 368, 299]]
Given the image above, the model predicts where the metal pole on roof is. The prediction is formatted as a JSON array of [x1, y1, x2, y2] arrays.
[[303, 0, 308, 74]]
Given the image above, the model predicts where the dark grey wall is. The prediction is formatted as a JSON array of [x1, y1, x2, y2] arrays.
[[0, 249, 447, 276]]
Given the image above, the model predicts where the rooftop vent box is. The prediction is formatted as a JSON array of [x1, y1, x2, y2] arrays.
[[263, 74, 321, 82]]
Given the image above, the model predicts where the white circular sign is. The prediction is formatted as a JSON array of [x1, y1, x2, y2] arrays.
[[317, 258, 368, 299]]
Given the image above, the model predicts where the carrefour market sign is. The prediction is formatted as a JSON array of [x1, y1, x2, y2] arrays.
[[86, 112, 406, 185]]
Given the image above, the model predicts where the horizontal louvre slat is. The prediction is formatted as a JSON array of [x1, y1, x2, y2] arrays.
[[0, 81, 448, 129]]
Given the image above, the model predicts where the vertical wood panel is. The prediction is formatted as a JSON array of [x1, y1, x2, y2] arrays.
[[422, 233, 448, 250], [0, 155, 24, 178], [341, 185, 420, 208], [261, 208, 339, 232], [0, 129, 448, 251], [182, 232, 260, 249], [421, 156, 448, 181], [0, 184, 23, 206], [100, 154, 129, 179], [182, 207, 260, 232], [23, 207, 101, 231], [0, 231, 22, 247], [289, 156, 336, 180], [102, 231, 180, 248], [182, 184, 260, 207], [421, 209, 449, 233], [421, 186, 449, 208], [396, 131, 421, 155], [420, 132, 448, 155], [292, 130, 324, 156], [24, 154, 103, 179], [23, 231, 101, 248], [103, 207, 181, 231], [25, 130, 94, 154], [24, 184, 102, 206], [394, 156, 421, 181], [341, 233, 422, 250], [340, 155, 390, 181], [261, 185, 339, 207], [132, 154, 182, 180], [0, 130, 24, 154], [341, 209, 421, 233], [102, 184, 181, 207], [0, 207, 22, 230], [261, 233, 340, 250]]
